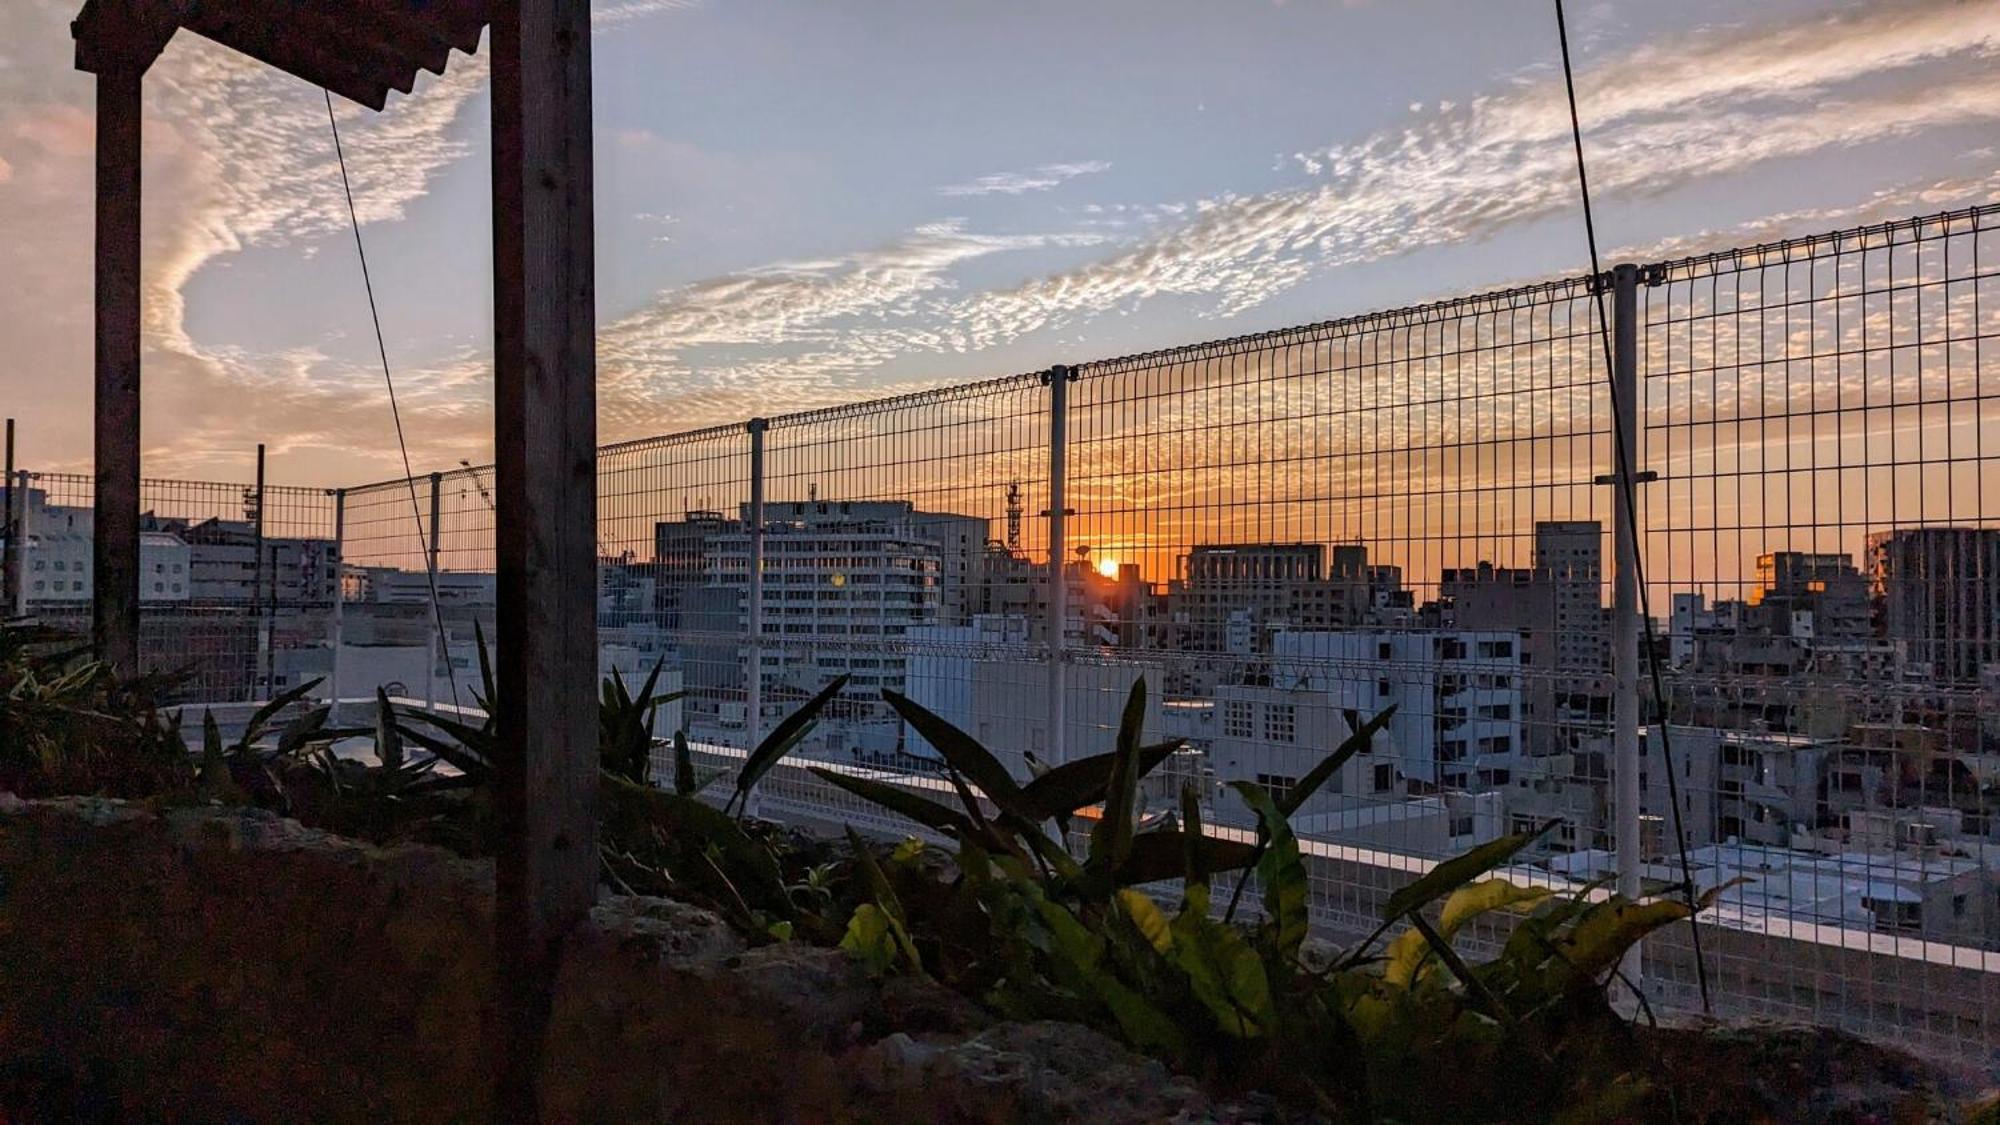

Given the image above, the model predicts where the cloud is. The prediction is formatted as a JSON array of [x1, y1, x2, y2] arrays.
[[943, 0, 2000, 348], [939, 160, 1113, 197], [0, 0, 697, 481], [6, 0, 1997, 482], [595, 220, 1107, 429]]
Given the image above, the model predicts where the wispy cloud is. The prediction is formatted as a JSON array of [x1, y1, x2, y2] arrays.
[[595, 220, 1106, 429], [946, 0, 2000, 347], [939, 160, 1113, 197]]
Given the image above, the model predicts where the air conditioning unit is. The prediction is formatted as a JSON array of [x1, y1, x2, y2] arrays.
[[1902, 821, 1939, 848]]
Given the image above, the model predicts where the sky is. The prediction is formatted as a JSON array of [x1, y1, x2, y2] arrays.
[[2, 0, 1998, 486]]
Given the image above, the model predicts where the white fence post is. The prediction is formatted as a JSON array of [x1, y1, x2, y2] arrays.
[[1046, 365, 1073, 767], [1610, 261, 1645, 983]]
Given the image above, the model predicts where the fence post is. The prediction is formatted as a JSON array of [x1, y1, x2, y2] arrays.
[[2, 419, 16, 617], [1046, 365, 1073, 767], [1609, 262, 1644, 976], [8, 470, 28, 620], [746, 418, 768, 760], [252, 443, 268, 702], [329, 488, 346, 720], [426, 470, 443, 714]]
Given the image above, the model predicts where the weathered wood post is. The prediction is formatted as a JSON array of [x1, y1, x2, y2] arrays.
[[84, 44, 153, 677], [489, 0, 600, 1116]]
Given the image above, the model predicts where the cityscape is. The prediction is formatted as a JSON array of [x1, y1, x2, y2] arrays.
[[7, 470, 1998, 951], [6, 0, 2000, 1112]]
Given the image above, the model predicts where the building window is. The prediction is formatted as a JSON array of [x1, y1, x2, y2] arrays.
[[1255, 773, 1299, 805], [1476, 639, 1513, 659], [1222, 700, 1253, 739], [1264, 703, 1296, 744], [1373, 763, 1395, 792], [1449, 815, 1475, 838]]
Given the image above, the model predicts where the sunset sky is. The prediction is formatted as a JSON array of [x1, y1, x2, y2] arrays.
[[2, 0, 1998, 486]]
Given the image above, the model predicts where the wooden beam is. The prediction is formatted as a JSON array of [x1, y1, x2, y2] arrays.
[[71, 0, 179, 75], [355, 0, 490, 57], [93, 64, 144, 678], [488, 0, 597, 1116], [179, 4, 399, 109]]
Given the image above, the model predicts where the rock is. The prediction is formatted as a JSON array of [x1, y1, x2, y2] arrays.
[[590, 892, 742, 969]]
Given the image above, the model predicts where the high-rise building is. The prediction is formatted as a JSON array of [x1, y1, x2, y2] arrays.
[[1534, 520, 1606, 672], [1868, 527, 2000, 682], [1170, 542, 1324, 654], [709, 499, 952, 703], [1437, 520, 1609, 756], [1752, 551, 1871, 644], [653, 509, 732, 630]]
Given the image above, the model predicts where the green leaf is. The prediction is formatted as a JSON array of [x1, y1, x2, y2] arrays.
[[1116, 828, 1258, 888], [735, 674, 849, 811], [199, 709, 225, 782], [1279, 706, 1396, 817], [672, 729, 697, 796], [395, 718, 493, 780], [471, 620, 498, 718], [1380, 818, 1557, 923], [807, 767, 982, 840], [1018, 740, 1184, 821], [273, 704, 332, 757], [846, 829, 921, 973], [375, 688, 404, 772], [1180, 785, 1208, 890], [881, 688, 1032, 819], [1118, 888, 1174, 954], [601, 773, 790, 915], [1381, 926, 1432, 989], [1230, 781, 1309, 960], [1085, 679, 1149, 890], [1169, 903, 1272, 1038], [240, 677, 325, 751], [1549, 896, 1692, 985], [839, 904, 898, 974], [1439, 878, 1555, 938], [1409, 913, 1515, 1025]]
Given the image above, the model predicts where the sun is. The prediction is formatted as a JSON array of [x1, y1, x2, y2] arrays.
[[1095, 556, 1121, 579]]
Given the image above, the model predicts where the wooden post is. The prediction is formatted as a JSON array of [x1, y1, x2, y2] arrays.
[[2, 419, 18, 617], [93, 63, 144, 677], [489, 0, 598, 1116]]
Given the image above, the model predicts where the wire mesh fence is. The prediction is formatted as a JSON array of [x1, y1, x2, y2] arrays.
[[11, 202, 2000, 1068], [3, 467, 337, 703]]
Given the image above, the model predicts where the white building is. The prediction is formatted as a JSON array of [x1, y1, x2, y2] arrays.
[[1270, 629, 1525, 789], [5, 498, 192, 604], [1549, 838, 1997, 948], [1204, 680, 1399, 822], [901, 614, 1165, 777], [710, 500, 947, 702]]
